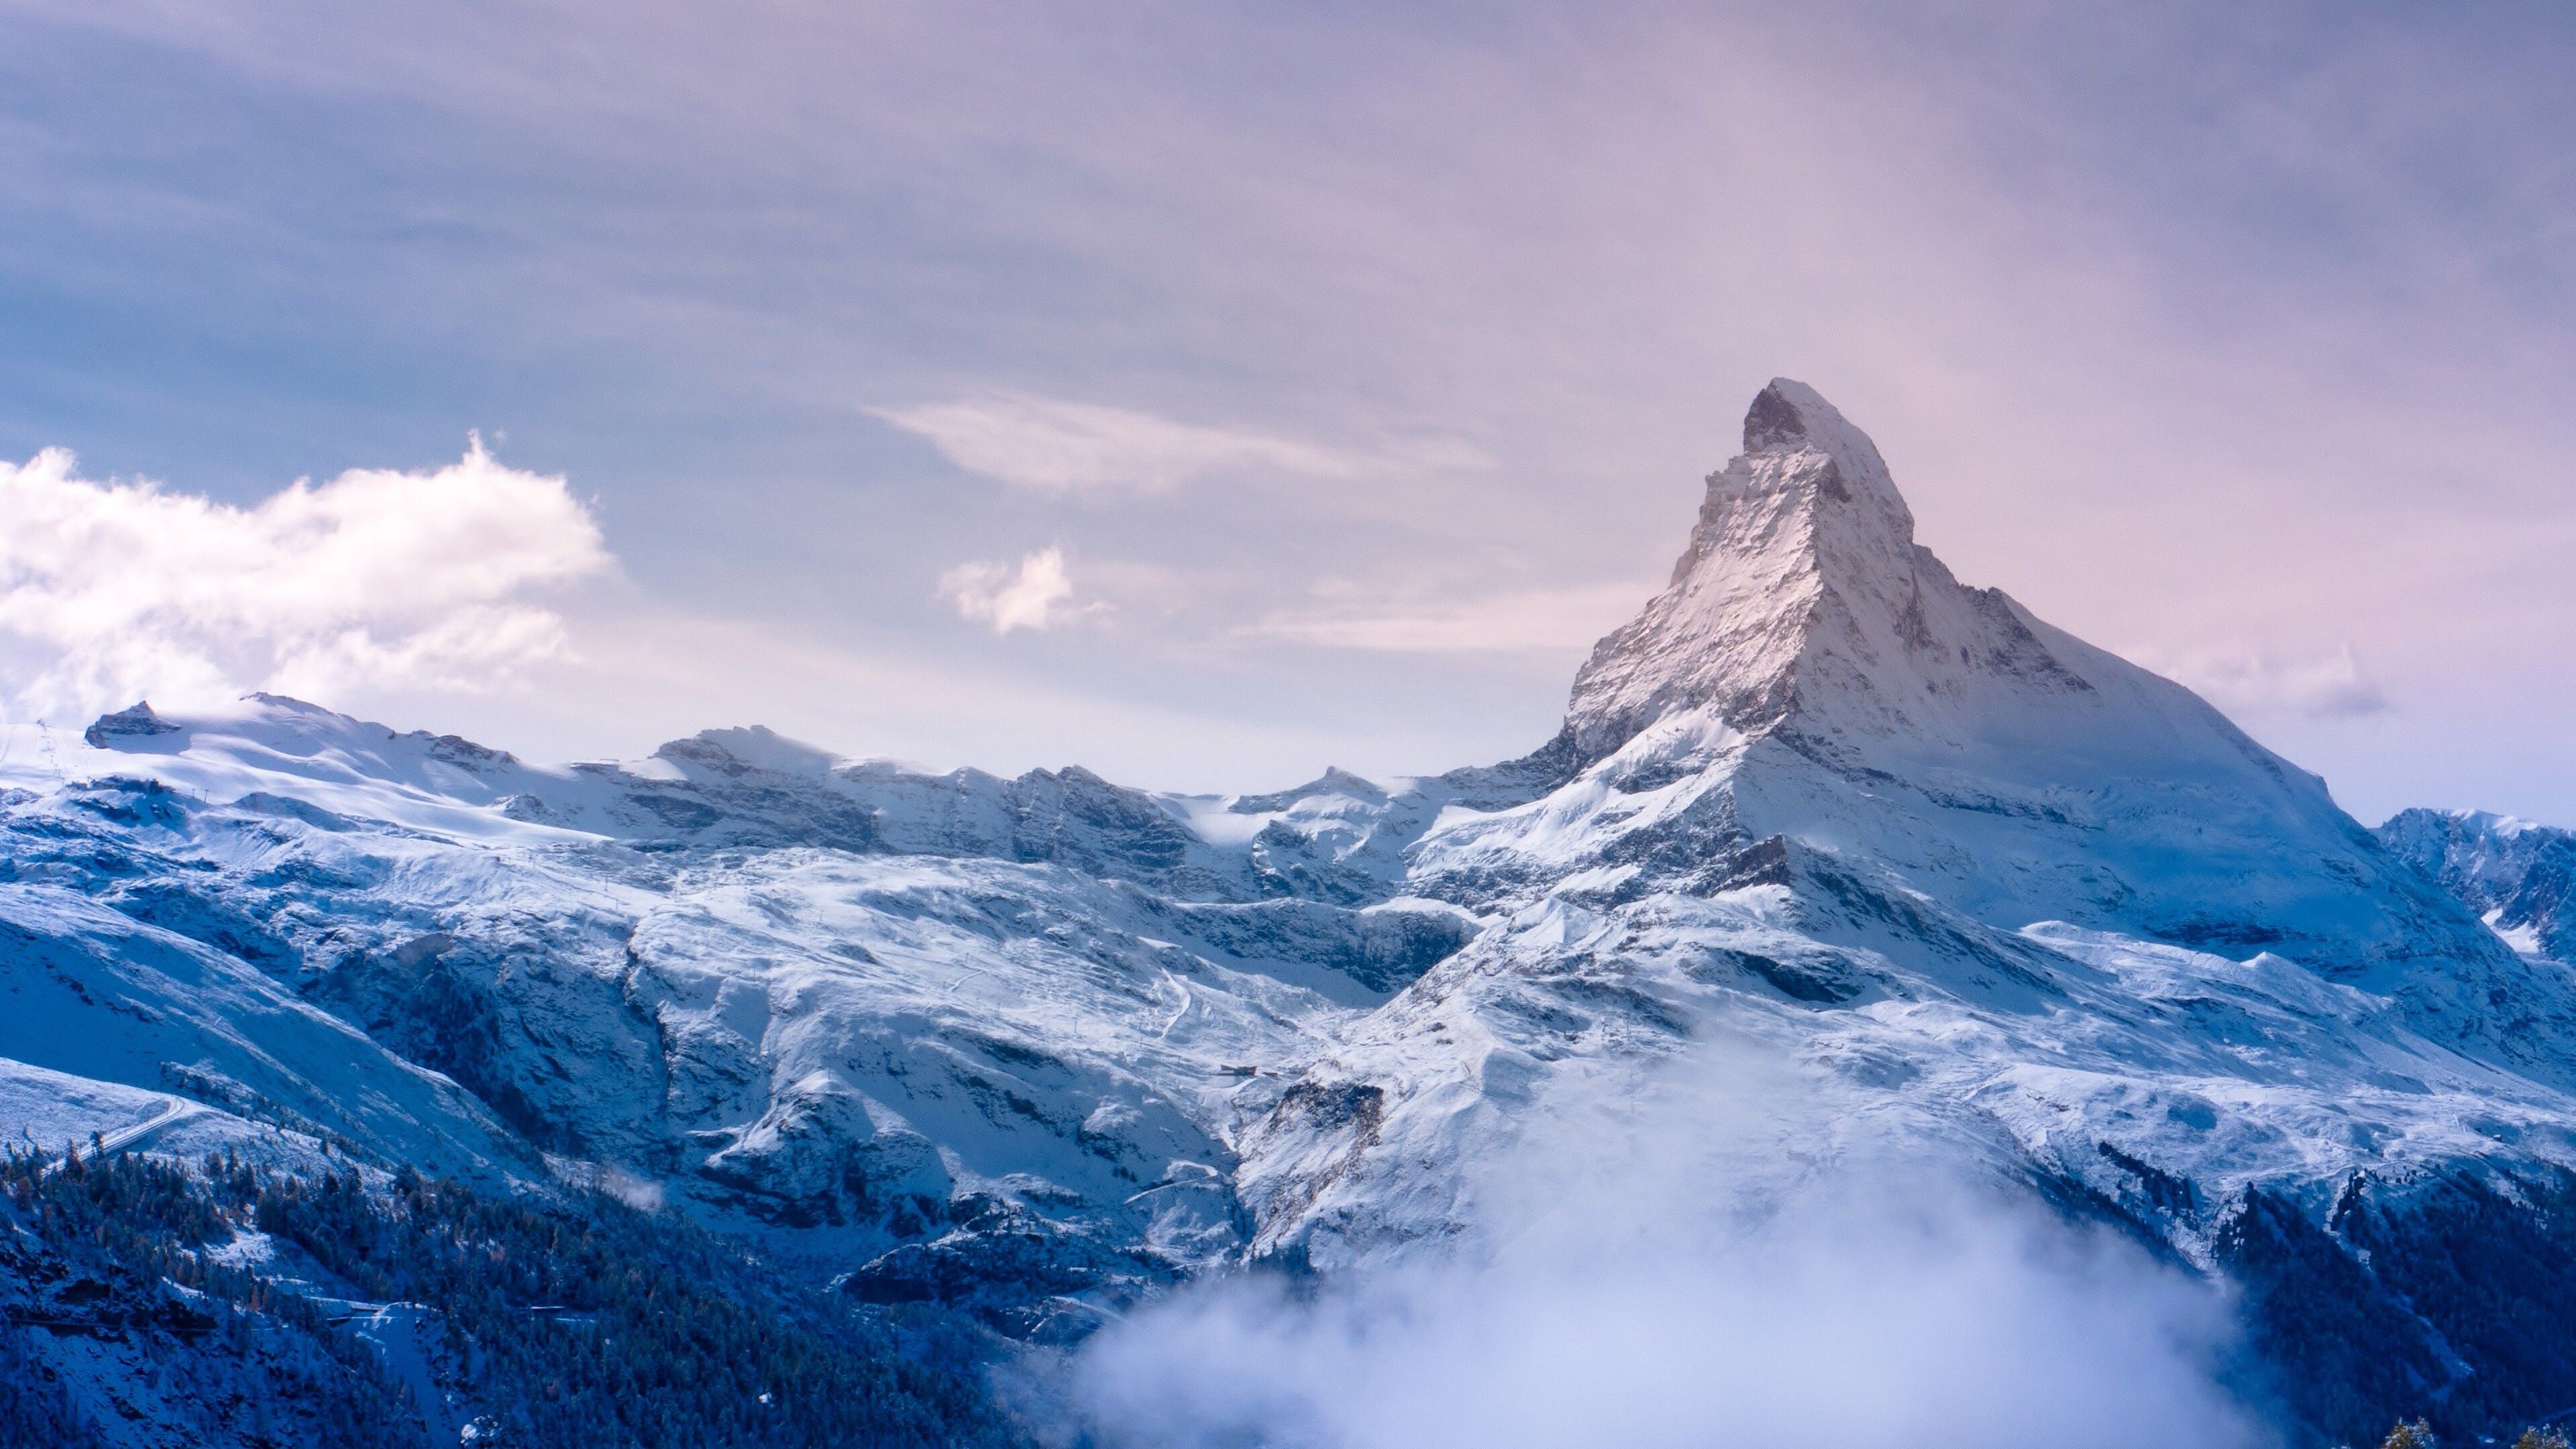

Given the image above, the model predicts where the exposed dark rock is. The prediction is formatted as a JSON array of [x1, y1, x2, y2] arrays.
[[83, 702, 183, 749]]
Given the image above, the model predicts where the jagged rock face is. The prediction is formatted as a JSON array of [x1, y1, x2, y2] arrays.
[[1566, 380, 2118, 771], [11, 380, 2576, 1445], [1484, 381, 2527, 1020], [1570, 379, 1947, 759], [2381, 808, 2576, 965], [81, 700, 184, 749]]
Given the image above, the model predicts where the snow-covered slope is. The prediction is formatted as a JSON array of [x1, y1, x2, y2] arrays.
[[9, 380, 2576, 1443], [1551, 382, 2514, 1000], [0, 695, 1477, 1336], [1240, 382, 2576, 1267]]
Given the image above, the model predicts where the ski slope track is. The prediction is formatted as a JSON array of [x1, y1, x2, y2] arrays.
[[9, 380, 2576, 1440]]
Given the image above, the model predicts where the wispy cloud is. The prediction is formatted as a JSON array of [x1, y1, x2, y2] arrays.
[[2157, 645, 2393, 721], [0, 439, 610, 719], [875, 394, 1361, 495], [939, 546, 1089, 634], [1251, 582, 1652, 654]]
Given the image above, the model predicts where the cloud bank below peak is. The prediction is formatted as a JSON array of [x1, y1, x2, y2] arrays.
[[1073, 1050, 2259, 1449]]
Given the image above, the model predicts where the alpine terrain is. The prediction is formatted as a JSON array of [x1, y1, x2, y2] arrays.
[[9, 380, 2576, 1446]]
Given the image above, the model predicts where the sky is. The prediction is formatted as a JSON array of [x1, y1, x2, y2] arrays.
[[0, 1, 2571, 822]]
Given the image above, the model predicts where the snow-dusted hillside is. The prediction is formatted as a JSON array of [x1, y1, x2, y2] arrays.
[[10, 380, 2576, 1444], [1, 692, 1482, 1339]]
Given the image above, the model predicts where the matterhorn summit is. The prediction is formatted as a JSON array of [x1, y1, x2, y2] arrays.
[[1570, 378, 2255, 786], [1458, 383, 2518, 1006], [12, 379, 2576, 1446], [1566, 376, 1982, 759]]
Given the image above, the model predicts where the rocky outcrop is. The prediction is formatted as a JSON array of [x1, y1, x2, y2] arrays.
[[2382, 807, 2576, 965]]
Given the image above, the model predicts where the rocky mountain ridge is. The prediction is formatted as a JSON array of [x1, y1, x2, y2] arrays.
[[7, 380, 2576, 1444], [2380, 807, 2576, 967]]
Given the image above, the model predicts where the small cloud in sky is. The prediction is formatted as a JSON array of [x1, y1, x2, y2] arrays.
[[941, 546, 1092, 634], [873, 392, 1362, 494], [1251, 581, 1652, 654], [0, 439, 610, 719], [2160, 644, 2393, 720]]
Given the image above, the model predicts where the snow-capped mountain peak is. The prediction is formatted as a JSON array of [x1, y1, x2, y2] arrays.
[[1409, 380, 2563, 1118], [1737, 374, 1916, 532], [15, 379, 2576, 1448], [1564, 378, 2094, 771]]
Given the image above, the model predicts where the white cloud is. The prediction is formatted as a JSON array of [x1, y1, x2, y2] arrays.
[[0, 439, 610, 719], [1073, 1050, 2257, 1449], [1251, 581, 1653, 654], [940, 546, 1086, 633], [2157, 644, 2394, 720], [874, 393, 1360, 494]]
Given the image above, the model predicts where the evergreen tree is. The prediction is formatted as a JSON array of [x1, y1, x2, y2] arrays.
[[0, 1145, 1024, 1448]]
